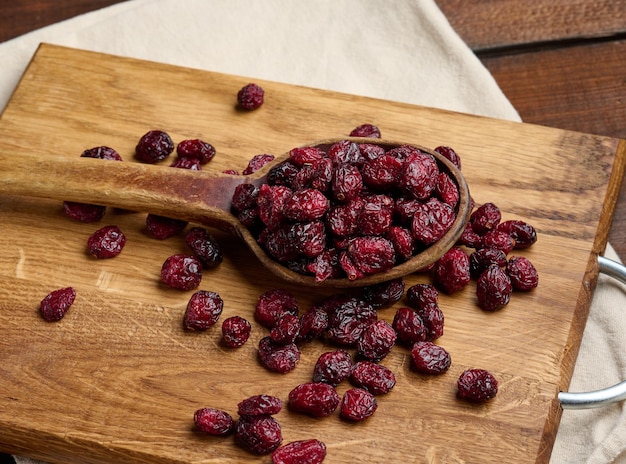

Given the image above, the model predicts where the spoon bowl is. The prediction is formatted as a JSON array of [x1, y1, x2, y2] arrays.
[[0, 138, 471, 288]]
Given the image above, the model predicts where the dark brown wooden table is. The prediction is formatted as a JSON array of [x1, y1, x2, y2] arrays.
[[0, 3, 624, 461]]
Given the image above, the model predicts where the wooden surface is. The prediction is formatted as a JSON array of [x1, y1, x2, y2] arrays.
[[0, 42, 624, 464]]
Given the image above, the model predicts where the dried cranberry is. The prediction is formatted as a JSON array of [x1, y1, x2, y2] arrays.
[[470, 202, 501, 235], [358, 195, 394, 236], [288, 382, 340, 418], [326, 199, 363, 237], [296, 307, 329, 344], [479, 229, 515, 255], [267, 160, 300, 187], [326, 298, 377, 346], [289, 221, 326, 258], [135, 130, 174, 163], [457, 222, 482, 248], [289, 146, 326, 166], [411, 198, 455, 245], [349, 361, 396, 395], [257, 184, 292, 230], [339, 251, 365, 281], [313, 350, 352, 386], [457, 369, 498, 403], [87, 225, 126, 259], [238, 395, 283, 416], [328, 140, 361, 165], [361, 154, 403, 190], [309, 248, 343, 282], [347, 236, 396, 275], [193, 408, 235, 436], [435, 172, 459, 208], [362, 278, 405, 308], [340, 388, 378, 421], [271, 439, 327, 464], [81, 145, 122, 161], [507, 256, 539, 290], [349, 123, 381, 138], [236, 414, 282, 455], [401, 152, 439, 200], [356, 320, 397, 362], [243, 153, 275, 175], [221, 316, 252, 348], [183, 290, 223, 331], [255, 289, 299, 329], [434, 145, 461, 170], [262, 226, 299, 263], [231, 183, 259, 212], [257, 336, 301, 373], [237, 83, 265, 110], [476, 266, 512, 311], [359, 143, 385, 161], [160, 254, 202, 291], [410, 341, 451, 374], [170, 157, 201, 170], [185, 227, 223, 268], [418, 303, 445, 341], [331, 164, 363, 202], [176, 139, 215, 164], [146, 214, 188, 240], [282, 188, 329, 222], [385, 226, 415, 261], [392, 307, 427, 346], [63, 201, 106, 223], [434, 247, 470, 294], [394, 197, 422, 226], [40, 287, 76, 322], [469, 248, 507, 279], [406, 283, 439, 310], [496, 219, 538, 249], [270, 314, 301, 344]]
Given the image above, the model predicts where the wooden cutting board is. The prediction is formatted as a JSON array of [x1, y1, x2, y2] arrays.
[[0, 44, 624, 464]]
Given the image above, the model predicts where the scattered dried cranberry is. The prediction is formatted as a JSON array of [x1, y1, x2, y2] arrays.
[[349, 361, 396, 395], [410, 341, 451, 374], [146, 214, 188, 240], [237, 83, 265, 110], [349, 123, 381, 138], [194, 407, 235, 436], [476, 266, 512, 311], [160, 254, 203, 291], [81, 145, 122, 161], [479, 229, 515, 255], [87, 225, 126, 259], [469, 248, 507, 279], [170, 157, 201, 170], [271, 439, 327, 464], [270, 314, 301, 344], [406, 283, 439, 310], [221, 315, 252, 348], [185, 227, 223, 268], [255, 289, 299, 329], [231, 184, 259, 212], [243, 153, 275, 175], [457, 368, 498, 403], [496, 219, 537, 249], [183, 290, 223, 331], [392, 307, 427, 346], [434, 247, 470, 294], [63, 201, 106, 223], [296, 307, 329, 344], [356, 320, 397, 362], [507, 256, 539, 290], [325, 298, 377, 346], [313, 350, 352, 386], [135, 130, 174, 163], [434, 145, 461, 170], [457, 222, 482, 248], [257, 336, 301, 373], [417, 303, 445, 341], [470, 202, 501, 235], [288, 382, 340, 418], [40, 287, 76, 322], [340, 388, 378, 421], [361, 278, 405, 308], [176, 139, 215, 164], [236, 414, 282, 455], [238, 395, 283, 416]]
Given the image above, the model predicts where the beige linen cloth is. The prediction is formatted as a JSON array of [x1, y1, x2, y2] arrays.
[[0, 1, 624, 463]]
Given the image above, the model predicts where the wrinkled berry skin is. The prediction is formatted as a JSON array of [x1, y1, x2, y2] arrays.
[[244, 154, 275, 175], [435, 247, 470, 294], [313, 350, 352, 386], [340, 388, 378, 421], [271, 439, 327, 464], [469, 248, 507, 279], [349, 123, 381, 138], [406, 283, 439, 310], [40, 287, 76, 322], [87, 225, 126, 259], [63, 201, 106, 223], [183, 290, 223, 331], [476, 266, 513, 311], [361, 278, 405, 308], [221, 316, 252, 348], [135, 130, 174, 163], [410, 341, 451, 374], [288, 382, 340, 418], [349, 361, 396, 395], [238, 395, 283, 416], [507, 256, 539, 291], [194, 407, 235, 436], [160, 254, 203, 291], [496, 219, 537, 249], [457, 369, 499, 403], [392, 307, 427, 346], [236, 414, 282, 455], [81, 145, 122, 161], [146, 214, 188, 240], [258, 337, 301, 373], [237, 83, 265, 110], [470, 202, 501, 235], [176, 139, 215, 164], [185, 227, 223, 268], [255, 289, 299, 329], [357, 320, 397, 362]]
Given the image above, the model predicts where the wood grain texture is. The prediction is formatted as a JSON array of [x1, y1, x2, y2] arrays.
[[0, 43, 623, 464]]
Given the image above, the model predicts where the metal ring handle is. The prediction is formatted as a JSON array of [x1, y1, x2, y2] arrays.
[[558, 255, 626, 409]]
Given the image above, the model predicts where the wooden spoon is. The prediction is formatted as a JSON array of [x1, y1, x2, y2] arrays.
[[0, 138, 471, 288]]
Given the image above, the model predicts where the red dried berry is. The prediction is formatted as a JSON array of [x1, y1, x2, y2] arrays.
[[496, 219, 538, 249], [386, 226, 415, 261], [418, 303, 445, 341], [270, 314, 301, 344], [160, 254, 203, 291], [288, 382, 340, 418], [469, 248, 507, 279], [435, 247, 470, 294], [412, 198, 455, 245], [283, 188, 329, 222], [289, 146, 326, 166], [347, 236, 396, 275], [221, 316, 252, 348], [326, 199, 363, 237], [349, 361, 396, 395], [81, 145, 122, 161], [361, 154, 403, 190], [358, 195, 394, 236], [243, 153, 275, 175], [193, 407, 235, 436], [400, 152, 439, 200], [296, 307, 329, 344], [435, 172, 460, 208], [507, 256, 539, 291], [406, 283, 439, 310], [185, 227, 223, 268], [349, 123, 381, 138], [257, 184, 292, 230], [331, 164, 363, 202], [410, 341, 451, 374], [87, 225, 126, 259], [236, 414, 282, 455], [267, 160, 300, 187], [238, 395, 283, 416], [325, 298, 377, 346], [288, 221, 326, 258], [328, 140, 361, 165], [231, 183, 259, 212], [457, 222, 482, 249], [237, 83, 265, 110], [479, 229, 515, 255], [470, 202, 501, 235], [183, 290, 223, 331], [135, 130, 174, 163], [257, 336, 301, 373], [255, 289, 299, 329], [457, 369, 498, 403], [340, 388, 378, 421], [63, 201, 106, 223], [170, 157, 201, 170], [40, 287, 76, 322], [356, 320, 397, 362], [176, 139, 215, 164], [434, 145, 461, 170], [362, 277, 405, 308], [271, 439, 327, 464], [476, 266, 513, 311], [146, 214, 188, 240], [313, 350, 352, 386], [392, 307, 427, 346]]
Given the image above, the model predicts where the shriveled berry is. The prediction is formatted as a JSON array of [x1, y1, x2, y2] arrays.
[[262, 226, 299, 263], [507, 256, 539, 290], [63, 201, 106, 223], [270, 314, 301, 344], [313, 350, 352, 386], [297, 307, 329, 344], [288, 382, 340, 418], [435, 172, 459, 208], [293, 158, 332, 191], [271, 439, 327, 464], [221, 316, 252, 348], [258, 336, 301, 373], [237, 83, 265, 110], [469, 248, 507, 279], [185, 227, 223, 268], [81, 145, 122, 161], [392, 307, 427, 345], [243, 153, 275, 175], [356, 320, 397, 362], [309, 248, 343, 282], [362, 278, 405, 308], [412, 198, 455, 245], [496, 219, 538, 249], [326, 199, 363, 237], [328, 140, 361, 165], [457, 369, 498, 403], [349, 361, 396, 395], [479, 229, 515, 255], [236, 414, 282, 455], [476, 266, 512, 311], [40, 287, 76, 322], [193, 408, 235, 436], [255, 289, 299, 329], [231, 183, 259, 212], [183, 290, 223, 331], [434, 145, 461, 170], [238, 395, 283, 416], [289, 221, 326, 258], [358, 143, 385, 161], [435, 247, 470, 294], [160, 254, 202, 291], [410, 341, 451, 374], [347, 236, 395, 275], [146, 214, 188, 239], [339, 251, 365, 281], [361, 154, 403, 190], [135, 130, 174, 163], [349, 123, 381, 138], [289, 146, 326, 166], [331, 164, 363, 202], [340, 388, 378, 421], [406, 283, 439, 310], [267, 160, 300, 187], [470, 202, 501, 235], [386, 226, 415, 261], [457, 222, 482, 249], [326, 298, 377, 346], [170, 157, 201, 170], [283, 188, 329, 222], [418, 303, 445, 341], [176, 139, 215, 164], [257, 184, 293, 230], [400, 152, 439, 200], [87, 225, 126, 259], [358, 195, 393, 236]]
